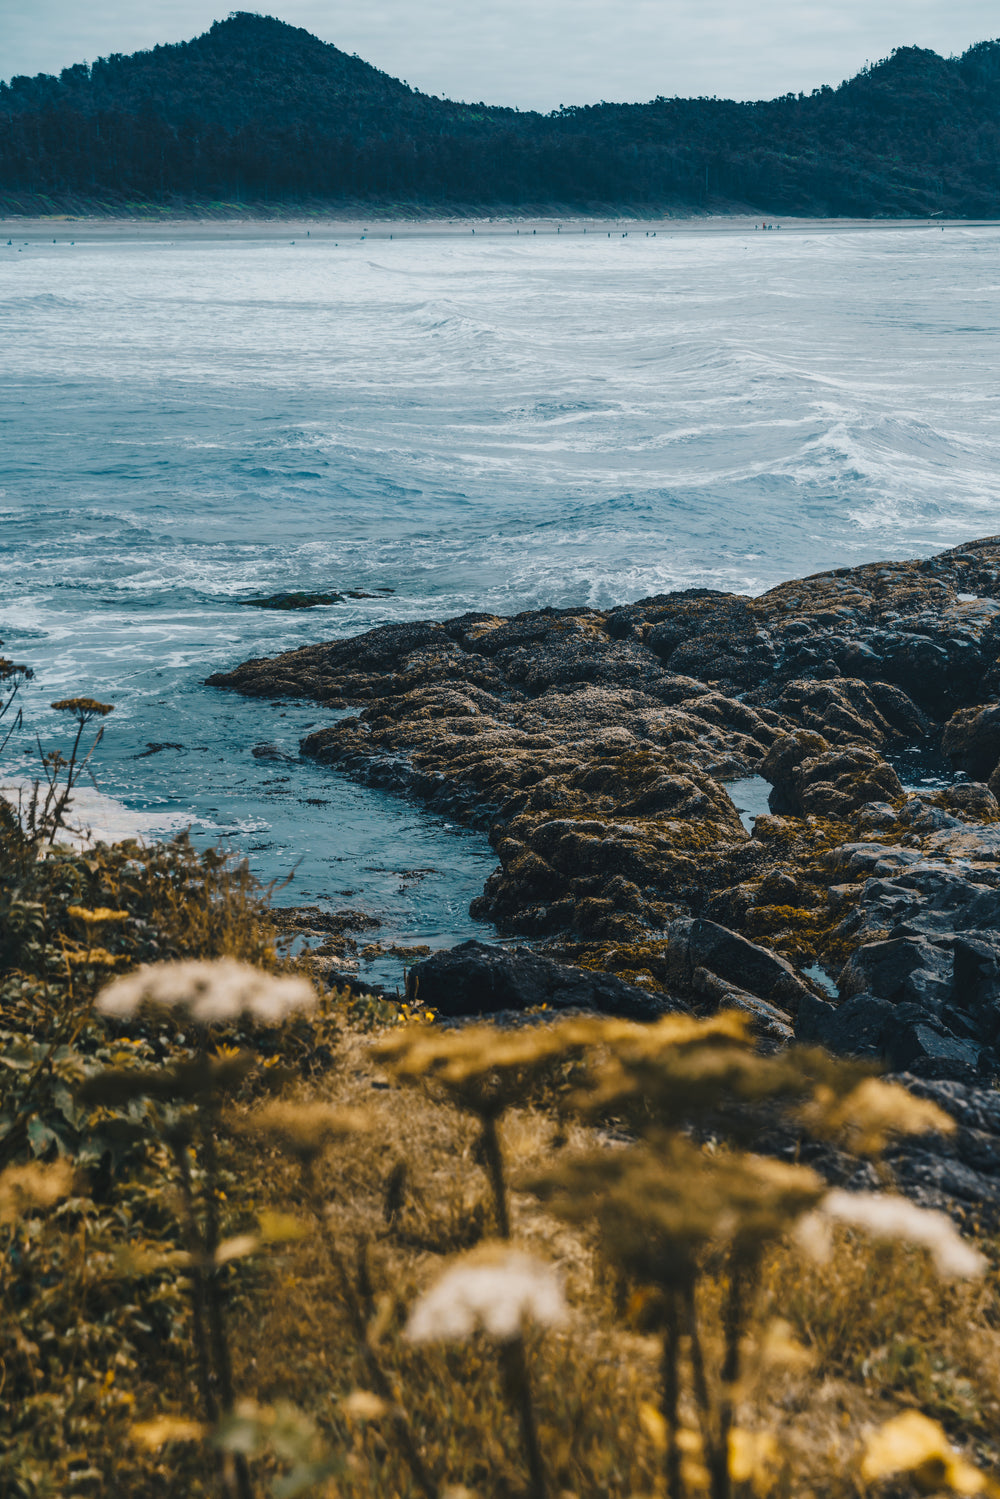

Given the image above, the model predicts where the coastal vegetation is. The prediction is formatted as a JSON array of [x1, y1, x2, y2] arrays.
[[3, 12, 1000, 218], [4, 635, 1000, 1497]]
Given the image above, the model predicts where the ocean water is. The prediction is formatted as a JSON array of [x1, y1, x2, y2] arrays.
[[2, 224, 999, 978]]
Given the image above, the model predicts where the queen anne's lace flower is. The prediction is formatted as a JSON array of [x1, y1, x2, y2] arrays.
[[96, 959, 317, 1025], [405, 1247, 567, 1343], [795, 1189, 986, 1280]]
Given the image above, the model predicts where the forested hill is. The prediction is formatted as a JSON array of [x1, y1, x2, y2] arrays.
[[3, 11, 1000, 217]]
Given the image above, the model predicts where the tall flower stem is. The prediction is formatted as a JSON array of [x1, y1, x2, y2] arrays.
[[196, 1094, 254, 1499], [300, 1161, 438, 1499], [479, 1112, 510, 1239], [683, 1277, 718, 1478], [475, 1109, 547, 1497], [661, 1289, 685, 1499], [169, 1135, 218, 1428], [500, 1333, 548, 1499], [709, 1249, 759, 1499]]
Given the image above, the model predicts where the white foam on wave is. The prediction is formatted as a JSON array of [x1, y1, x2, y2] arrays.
[[0, 776, 194, 848]]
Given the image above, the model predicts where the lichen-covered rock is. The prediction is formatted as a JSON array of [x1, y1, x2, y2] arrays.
[[761, 735, 903, 817], [209, 535, 1000, 1100]]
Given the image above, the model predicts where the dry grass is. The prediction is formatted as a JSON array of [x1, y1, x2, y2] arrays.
[[200, 1031, 1000, 1499], [4, 790, 1000, 1498]]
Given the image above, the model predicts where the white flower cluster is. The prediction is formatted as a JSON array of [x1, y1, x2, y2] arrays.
[[405, 1247, 567, 1344], [96, 959, 317, 1025], [795, 1188, 986, 1280]]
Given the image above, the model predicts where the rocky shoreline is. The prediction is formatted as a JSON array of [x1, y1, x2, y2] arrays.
[[209, 537, 1000, 1216]]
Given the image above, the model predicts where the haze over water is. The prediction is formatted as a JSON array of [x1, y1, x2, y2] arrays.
[[2, 224, 999, 977]]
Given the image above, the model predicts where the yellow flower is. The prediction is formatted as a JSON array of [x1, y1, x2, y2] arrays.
[[131, 1417, 206, 1450], [67, 906, 130, 924], [861, 1411, 991, 1494], [729, 1428, 779, 1488], [0, 1160, 74, 1224]]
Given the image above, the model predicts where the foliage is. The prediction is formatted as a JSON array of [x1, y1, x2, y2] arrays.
[[3, 704, 1000, 1498], [3, 14, 1000, 216]]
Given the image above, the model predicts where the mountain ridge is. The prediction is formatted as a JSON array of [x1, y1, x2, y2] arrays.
[[3, 12, 1000, 217]]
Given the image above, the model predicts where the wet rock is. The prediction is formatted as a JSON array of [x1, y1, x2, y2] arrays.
[[769, 678, 930, 750], [240, 591, 344, 610], [943, 703, 1000, 780], [940, 781, 1000, 821], [210, 536, 1000, 1168], [405, 939, 681, 1021], [761, 735, 903, 817], [690, 966, 794, 1049]]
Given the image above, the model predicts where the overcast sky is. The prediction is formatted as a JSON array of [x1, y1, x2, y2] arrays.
[[3, 0, 998, 110]]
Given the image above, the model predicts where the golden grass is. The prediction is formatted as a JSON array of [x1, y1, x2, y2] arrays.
[[4, 795, 1000, 1498]]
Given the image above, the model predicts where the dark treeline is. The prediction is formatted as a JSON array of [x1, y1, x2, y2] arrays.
[[3, 11, 1000, 216]]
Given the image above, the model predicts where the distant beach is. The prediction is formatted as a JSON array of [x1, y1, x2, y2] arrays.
[[2, 213, 997, 242]]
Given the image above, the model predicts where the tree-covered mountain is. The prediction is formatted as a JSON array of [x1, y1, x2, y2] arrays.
[[2, 11, 1000, 216]]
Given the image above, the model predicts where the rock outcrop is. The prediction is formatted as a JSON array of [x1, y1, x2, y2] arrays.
[[209, 537, 1000, 1100], [405, 939, 680, 1022]]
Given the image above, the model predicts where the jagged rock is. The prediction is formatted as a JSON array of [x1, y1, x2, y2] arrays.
[[690, 966, 794, 1049], [884, 1012, 983, 1080], [210, 537, 1000, 1179], [770, 678, 930, 749], [796, 990, 894, 1057], [943, 703, 1000, 780], [405, 939, 681, 1021], [666, 917, 812, 1012], [761, 738, 903, 817], [839, 936, 954, 1009], [758, 730, 829, 812]]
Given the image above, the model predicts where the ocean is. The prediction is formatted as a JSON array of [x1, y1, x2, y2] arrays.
[[2, 222, 999, 982]]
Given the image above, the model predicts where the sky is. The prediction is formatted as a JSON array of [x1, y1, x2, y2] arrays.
[[2, 0, 999, 110]]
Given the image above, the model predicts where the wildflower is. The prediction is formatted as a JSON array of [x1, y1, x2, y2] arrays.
[[50, 697, 114, 721], [0, 1160, 74, 1224], [242, 1100, 371, 1161], [529, 1135, 824, 1288], [795, 1189, 987, 1280], [861, 1410, 990, 1493], [405, 1245, 567, 1343], [0, 655, 33, 682], [66, 947, 122, 967], [96, 958, 317, 1025], [341, 1390, 390, 1421], [373, 1016, 615, 1112], [801, 1077, 954, 1155], [131, 1416, 207, 1450], [67, 905, 130, 924]]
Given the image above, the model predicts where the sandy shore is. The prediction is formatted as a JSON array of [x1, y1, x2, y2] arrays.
[[3, 213, 997, 242]]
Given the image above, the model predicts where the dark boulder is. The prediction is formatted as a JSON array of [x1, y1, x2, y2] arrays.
[[839, 935, 954, 1009], [884, 1010, 983, 1080], [405, 939, 682, 1021], [666, 916, 812, 1012], [942, 703, 1000, 780], [760, 733, 902, 818], [795, 991, 894, 1057], [758, 730, 829, 814]]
